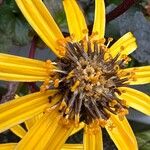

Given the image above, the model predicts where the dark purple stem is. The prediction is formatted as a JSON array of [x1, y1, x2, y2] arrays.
[[106, 0, 137, 22], [29, 35, 37, 59], [27, 36, 39, 93], [87, 0, 137, 34], [0, 0, 4, 6]]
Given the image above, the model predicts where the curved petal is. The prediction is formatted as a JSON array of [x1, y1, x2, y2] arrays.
[[16, 107, 74, 150], [62, 144, 83, 150], [83, 125, 103, 150], [92, 0, 105, 39], [109, 32, 137, 58], [0, 53, 54, 81], [118, 87, 150, 116], [15, 0, 64, 57], [0, 143, 17, 150], [106, 115, 138, 150], [70, 122, 85, 136], [63, 0, 88, 41], [0, 90, 58, 132], [122, 66, 150, 85], [10, 124, 27, 138], [25, 114, 43, 130]]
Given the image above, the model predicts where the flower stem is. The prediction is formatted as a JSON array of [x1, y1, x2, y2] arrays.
[[29, 35, 37, 59], [106, 0, 137, 22], [27, 35, 39, 93]]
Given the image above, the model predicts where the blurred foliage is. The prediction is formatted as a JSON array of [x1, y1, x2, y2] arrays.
[[0, 0, 32, 51], [136, 131, 150, 150], [0, 0, 150, 149]]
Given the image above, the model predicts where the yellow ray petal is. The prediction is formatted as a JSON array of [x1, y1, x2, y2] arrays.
[[15, 0, 64, 57], [122, 66, 150, 85], [70, 122, 85, 136], [0, 53, 45, 67], [0, 72, 47, 82], [0, 143, 17, 150], [83, 125, 103, 150], [118, 87, 150, 116], [44, 122, 74, 150], [92, 0, 105, 39], [106, 115, 138, 150], [61, 144, 83, 150], [63, 0, 88, 41], [0, 90, 58, 132], [10, 124, 26, 138], [109, 32, 137, 58], [16, 109, 60, 149], [16, 106, 74, 150], [0, 53, 55, 81], [25, 113, 43, 130]]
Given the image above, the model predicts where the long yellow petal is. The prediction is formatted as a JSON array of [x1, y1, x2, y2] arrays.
[[0, 72, 47, 81], [106, 115, 138, 150], [25, 114, 43, 130], [70, 122, 85, 136], [118, 87, 150, 115], [15, 0, 64, 57], [0, 143, 16, 150], [0, 53, 45, 67], [109, 32, 137, 58], [83, 125, 103, 150], [61, 144, 83, 150], [0, 53, 53, 81], [10, 124, 27, 138], [16, 106, 74, 150], [16, 109, 59, 149], [44, 122, 74, 150], [122, 66, 150, 85], [63, 0, 88, 41], [0, 90, 58, 132], [92, 0, 105, 39]]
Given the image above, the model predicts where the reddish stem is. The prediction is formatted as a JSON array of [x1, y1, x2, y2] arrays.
[[0, 0, 3, 5], [27, 36, 39, 93], [87, 0, 136, 34], [29, 35, 37, 58], [106, 0, 137, 22]]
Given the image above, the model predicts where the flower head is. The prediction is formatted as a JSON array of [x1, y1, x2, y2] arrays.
[[0, 0, 150, 150]]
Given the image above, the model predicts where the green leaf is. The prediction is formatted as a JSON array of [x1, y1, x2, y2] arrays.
[[0, 3, 31, 51], [13, 17, 31, 45], [0, 6, 15, 35], [136, 130, 150, 150], [106, 0, 122, 5]]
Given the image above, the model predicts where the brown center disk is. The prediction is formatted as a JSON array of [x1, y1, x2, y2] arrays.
[[57, 41, 129, 125]]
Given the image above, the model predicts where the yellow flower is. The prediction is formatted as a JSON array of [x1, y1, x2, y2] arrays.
[[0, 0, 150, 149]]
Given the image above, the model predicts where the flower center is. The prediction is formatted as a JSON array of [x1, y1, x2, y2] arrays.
[[42, 38, 133, 127]]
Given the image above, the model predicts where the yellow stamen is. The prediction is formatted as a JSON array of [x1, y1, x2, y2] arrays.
[[106, 37, 113, 47], [71, 80, 80, 92], [75, 114, 80, 127], [118, 108, 129, 121], [65, 107, 70, 114], [40, 85, 47, 92], [59, 100, 67, 110], [109, 100, 118, 107], [54, 79, 60, 88], [66, 70, 74, 79], [99, 119, 107, 127]]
